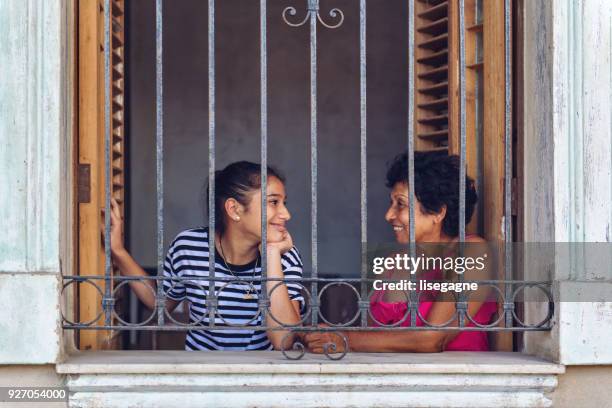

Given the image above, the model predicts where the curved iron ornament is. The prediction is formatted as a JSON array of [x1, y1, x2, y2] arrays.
[[318, 282, 360, 327], [511, 283, 555, 328], [279, 329, 348, 360], [281, 331, 307, 360], [282, 1, 344, 29], [61, 278, 104, 326], [322, 330, 349, 360]]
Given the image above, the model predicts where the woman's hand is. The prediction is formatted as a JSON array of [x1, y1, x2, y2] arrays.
[[303, 325, 349, 354], [263, 230, 294, 255]]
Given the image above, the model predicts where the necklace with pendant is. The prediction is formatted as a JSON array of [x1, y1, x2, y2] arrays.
[[219, 239, 258, 300]]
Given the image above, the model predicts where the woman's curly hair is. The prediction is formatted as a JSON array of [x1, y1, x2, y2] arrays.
[[386, 151, 478, 237]]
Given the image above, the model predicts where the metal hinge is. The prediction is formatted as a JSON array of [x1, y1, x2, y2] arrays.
[[77, 163, 91, 203]]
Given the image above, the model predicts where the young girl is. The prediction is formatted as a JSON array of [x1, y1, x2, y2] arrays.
[[110, 161, 304, 351]]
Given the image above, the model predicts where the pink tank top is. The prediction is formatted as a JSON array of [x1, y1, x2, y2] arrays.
[[369, 247, 497, 351]]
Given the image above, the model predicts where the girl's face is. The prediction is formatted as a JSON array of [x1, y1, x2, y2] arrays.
[[234, 176, 291, 243], [384, 182, 446, 243]]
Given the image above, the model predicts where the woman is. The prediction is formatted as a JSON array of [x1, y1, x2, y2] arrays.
[[305, 151, 496, 353], [110, 161, 304, 351]]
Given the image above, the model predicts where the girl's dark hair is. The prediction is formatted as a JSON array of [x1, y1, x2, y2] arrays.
[[206, 161, 285, 236], [386, 151, 478, 237]]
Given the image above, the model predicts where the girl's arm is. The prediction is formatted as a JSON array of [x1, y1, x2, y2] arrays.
[[264, 236, 302, 350], [109, 198, 179, 313]]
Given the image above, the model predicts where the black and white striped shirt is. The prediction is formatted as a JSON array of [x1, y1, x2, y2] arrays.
[[163, 227, 304, 351]]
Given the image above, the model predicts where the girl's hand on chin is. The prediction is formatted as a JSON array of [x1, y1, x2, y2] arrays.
[[262, 231, 293, 255]]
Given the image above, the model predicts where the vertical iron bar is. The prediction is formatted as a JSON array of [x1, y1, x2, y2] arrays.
[[207, 0, 217, 328], [155, 0, 165, 327], [310, 7, 319, 327], [103, 0, 112, 327], [457, 0, 467, 328], [359, 0, 368, 327], [407, 0, 417, 327], [260, 0, 268, 323], [503, 0, 513, 328]]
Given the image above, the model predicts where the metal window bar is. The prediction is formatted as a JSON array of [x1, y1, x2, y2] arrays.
[[407, 0, 417, 328], [260, 0, 269, 328], [103, 0, 113, 327], [155, 0, 165, 328], [359, 0, 368, 328], [503, 0, 514, 328], [207, 0, 218, 330], [457, 0, 468, 328], [66, 0, 554, 360], [309, 0, 319, 329]]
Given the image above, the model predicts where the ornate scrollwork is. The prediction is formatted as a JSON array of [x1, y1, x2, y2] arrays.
[[282, 6, 312, 27], [61, 274, 554, 362], [322, 330, 348, 360], [316, 8, 344, 29], [282, 2, 344, 29], [280, 331, 307, 360]]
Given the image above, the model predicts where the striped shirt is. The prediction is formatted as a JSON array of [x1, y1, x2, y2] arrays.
[[162, 227, 304, 351]]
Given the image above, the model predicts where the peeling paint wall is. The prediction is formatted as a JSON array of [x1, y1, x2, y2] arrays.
[[553, 365, 612, 407], [523, 0, 612, 364], [0, 0, 63, 364], [0, 365, 66, 408]]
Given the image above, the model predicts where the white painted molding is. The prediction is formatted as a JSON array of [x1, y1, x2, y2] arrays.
[[0, 0, 65, 364], [552, 0, 612, 365], [523, 0, 612, 364], [551, 0, 612, 246], [60, 351, 563, 408], [0, 0, 63, 273], [0, 274, 61, 363], [56, 351, 565, 375]]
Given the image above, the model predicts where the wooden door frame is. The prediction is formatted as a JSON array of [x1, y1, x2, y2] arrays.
[[77, 0, 126, 350]]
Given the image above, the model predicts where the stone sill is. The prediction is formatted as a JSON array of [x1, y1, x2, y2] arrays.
[[57, 351, 564, 375]]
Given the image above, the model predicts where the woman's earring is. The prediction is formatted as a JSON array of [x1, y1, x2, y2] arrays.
[[235, 216, 240, 221]]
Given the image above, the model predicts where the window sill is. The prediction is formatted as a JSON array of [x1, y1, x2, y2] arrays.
[[57, 351, 564, 407], [57, 350, 564, 375]]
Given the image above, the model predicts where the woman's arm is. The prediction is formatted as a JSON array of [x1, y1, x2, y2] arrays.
[[109, 198, 179, 313], [305, 299, 484, 353], [306, 328, 448, 353], [305, 238, 492, 353], [346, 302, 460, 353]]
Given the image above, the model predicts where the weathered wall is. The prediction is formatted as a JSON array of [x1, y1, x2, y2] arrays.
[[0, 366, 66, 408], [522, 0, 612, 364], [0, 0, 64, 363], [127, 0, 412, 277], [552, 365, 612, 407]]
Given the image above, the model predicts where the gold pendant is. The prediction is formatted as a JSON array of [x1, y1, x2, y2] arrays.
[[244, 293, 253, 300]]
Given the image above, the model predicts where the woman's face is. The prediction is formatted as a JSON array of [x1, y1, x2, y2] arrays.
[[235, 176, 291, 243], [384, 182, 445, 243]]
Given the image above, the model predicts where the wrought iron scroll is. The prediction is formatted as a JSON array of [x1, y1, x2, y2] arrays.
[[282, 0, 345, 29]]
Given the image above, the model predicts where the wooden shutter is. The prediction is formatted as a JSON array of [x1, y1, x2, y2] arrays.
[[414, 0, 512, 350], [77, 0, 126, 350], [414, 0, 455, 154]]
